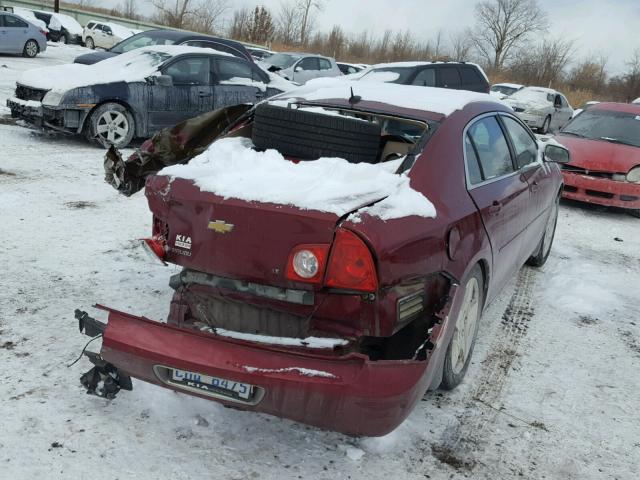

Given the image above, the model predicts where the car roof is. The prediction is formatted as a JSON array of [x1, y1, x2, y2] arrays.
[[128, 29, 252, 61], [589, 102, 640, 114], [493, 83, 523, 89], [522, 86, 559, 94], [369, 61, 489, 82]]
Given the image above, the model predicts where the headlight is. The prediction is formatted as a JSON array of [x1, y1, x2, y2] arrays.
[[42, 90, 65, 107], [627, 166, 640, 183]]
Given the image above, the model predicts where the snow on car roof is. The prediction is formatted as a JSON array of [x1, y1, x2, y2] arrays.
[[522, 86, 558, 94], [273, 78, 501, 117], [18, 45, 233, 93], [159, 137, 437, 221], [12, 7, 48, 31]]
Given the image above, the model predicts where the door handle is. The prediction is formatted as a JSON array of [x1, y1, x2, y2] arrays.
[[488, 201, 502, 215], [198, 92, 212, 98], [531, 180, 540, 193]]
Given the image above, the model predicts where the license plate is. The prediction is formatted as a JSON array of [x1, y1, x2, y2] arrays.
[[170, 368, 253, 400]]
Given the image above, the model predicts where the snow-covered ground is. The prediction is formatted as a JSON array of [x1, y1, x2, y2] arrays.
[[1, 45, 639, 480]]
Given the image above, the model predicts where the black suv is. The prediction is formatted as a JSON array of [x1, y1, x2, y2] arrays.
[[358, 62, 490, 93]]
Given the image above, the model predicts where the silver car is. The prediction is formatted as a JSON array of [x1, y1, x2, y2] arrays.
[[504, 86, 573, 134], [0, 12, 47, 57], [259, 52, 342, 84]]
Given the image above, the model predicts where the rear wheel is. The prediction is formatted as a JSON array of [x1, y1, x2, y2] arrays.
[[59, 33, 68, 44], [539, 116, 551, 134], [85, 37, 95, 49], [527, 197, 559, 267], [86, 102, 135, 148], [23, 40, 38, 58], [441, 265, 484, 390]]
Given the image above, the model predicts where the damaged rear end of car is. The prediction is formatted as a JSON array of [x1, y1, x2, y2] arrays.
[[77, 92, 463, 436]]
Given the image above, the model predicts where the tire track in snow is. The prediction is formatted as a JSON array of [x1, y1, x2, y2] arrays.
[[431, 266, 539, 470]]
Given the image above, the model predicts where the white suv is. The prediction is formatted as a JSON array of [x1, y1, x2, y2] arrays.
[[83, 21, 133, 50]]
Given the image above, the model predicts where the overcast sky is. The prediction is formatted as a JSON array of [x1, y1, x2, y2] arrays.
[[94, 0, 639, 74]]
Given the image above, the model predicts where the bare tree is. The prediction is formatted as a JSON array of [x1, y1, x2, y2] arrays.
[[450, 30, 472, 61], [470, 0, 548, 70], [117, 0, 139, 20], [296, 0, 324, 46], [276, 1, 301, 45], [247, 6, 275, 45], [229, 7, 251, 40], [508, 37, 574, 87], [152, 0, 227, 33]]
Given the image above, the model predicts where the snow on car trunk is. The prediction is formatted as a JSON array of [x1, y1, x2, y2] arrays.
[[158, 137, 436, 220]]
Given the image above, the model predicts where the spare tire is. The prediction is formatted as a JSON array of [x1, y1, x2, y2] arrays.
[[252, 103, 382, 164]]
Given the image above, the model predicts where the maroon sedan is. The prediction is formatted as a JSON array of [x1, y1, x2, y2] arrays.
[[77, 83, 569, 436], [558, 102, 640, 216]]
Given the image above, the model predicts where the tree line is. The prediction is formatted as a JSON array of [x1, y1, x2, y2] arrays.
[[66, 0, 640, 104]]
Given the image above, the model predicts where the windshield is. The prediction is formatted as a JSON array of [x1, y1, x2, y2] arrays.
[[264, 53, 301, 69], [360, 67, 414, 84], [510, 88, 553, 104], [491, 85, 518, 96], [110, 33, 177, 54], [561, 109, 640, 148]]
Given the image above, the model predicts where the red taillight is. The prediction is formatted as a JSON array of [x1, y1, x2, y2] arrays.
[[325, 228, 378, 292], [285, 244, 329, 283], [140, 237, 166, 265]]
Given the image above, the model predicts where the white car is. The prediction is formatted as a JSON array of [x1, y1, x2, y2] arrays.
[[83, 20, 136, 50], [490, 82, 523, 99], [503, 86, 573, 134], [259, 52, 342, 84], [633, 97, 640, 104]]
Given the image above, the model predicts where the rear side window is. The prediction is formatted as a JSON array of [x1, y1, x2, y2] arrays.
[[412, 68, 436, 87], [318, 58, 332, 70], [189, 41, 245, 60], [439, 68, 461, 88], [467, 116, 514, 180], [86, 21, 95, 29], [164, 57, 210, 85], [4, 14, 28, 27], [298, 57, 320, 71], [460, 67, 482, 85], [502, 116, 538, 168]]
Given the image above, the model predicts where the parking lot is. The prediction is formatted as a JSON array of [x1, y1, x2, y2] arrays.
[[0, 44, 639, 480]]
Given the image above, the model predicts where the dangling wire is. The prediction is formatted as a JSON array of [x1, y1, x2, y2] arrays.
[[67, 334, 102, 368]]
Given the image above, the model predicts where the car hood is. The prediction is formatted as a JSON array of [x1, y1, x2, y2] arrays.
[[73, 50, 119, 65], [505, 99, 550, 111], [556, 135, 640, 173]]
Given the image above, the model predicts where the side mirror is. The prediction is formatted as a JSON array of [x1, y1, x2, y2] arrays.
[[155, 74, 173, 87], [544, 143, 570, 164], [294, 66, 303, 72]]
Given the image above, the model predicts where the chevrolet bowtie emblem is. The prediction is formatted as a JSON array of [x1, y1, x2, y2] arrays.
[[207, 220, 234, 234]]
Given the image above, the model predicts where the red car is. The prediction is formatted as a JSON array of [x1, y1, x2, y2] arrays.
[[557, 102, 640, 217], [77, 83, 569, 436]]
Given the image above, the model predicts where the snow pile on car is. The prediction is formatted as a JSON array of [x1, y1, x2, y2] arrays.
[[159, 137, 436, 220], [104, 21, 138, 40], [17, 45, 232, 93], [283, 78, 499, 116]]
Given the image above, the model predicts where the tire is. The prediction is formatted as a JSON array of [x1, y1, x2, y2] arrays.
[[527, 196, 559, 267], [85, 37, 95, 49], [440, 264, 484, 390], [539, 116, 551, 134], [59, 33, 68, 44], [628, 209, 640, 218], [251, 103, 382, 164], [22, 40, 39, 58], [86, 102, 135, 149]]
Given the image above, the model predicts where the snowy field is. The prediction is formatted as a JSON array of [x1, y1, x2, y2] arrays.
[[1, 45, 639, 480]]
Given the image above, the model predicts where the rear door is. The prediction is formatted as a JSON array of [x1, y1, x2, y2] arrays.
[[212, 56, 268, 108], [465, 114, 530, 293], [149, 55, 214, 131]]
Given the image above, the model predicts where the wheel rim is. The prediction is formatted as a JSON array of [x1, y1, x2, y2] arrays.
[[87, 38, 94, 48], [450, 277, 480, 375], [26, 41, 37, 56], [96, 110, 129, 145], [543, 201, 558, 256]]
